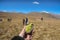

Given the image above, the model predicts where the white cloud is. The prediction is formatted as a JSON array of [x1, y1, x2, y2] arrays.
[[32, 1, 40, 4], [1, 10, 7, 12], [41, 11, 49, 13]]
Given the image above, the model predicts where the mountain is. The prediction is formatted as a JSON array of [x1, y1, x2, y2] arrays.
[[27, 12, 60, 20], [0, 12, 60, 20], [53, 14, 60, 19], [0, 12, 25, 18]]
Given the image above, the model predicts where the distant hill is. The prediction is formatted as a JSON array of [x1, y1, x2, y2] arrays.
[[0, 12, 60, 20], [53, 14, 60, 19], [0, 12, 25, 18], [27, 12, 60, 20]]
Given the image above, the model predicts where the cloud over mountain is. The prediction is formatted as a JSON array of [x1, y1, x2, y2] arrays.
[[32, 1, 40, 4]]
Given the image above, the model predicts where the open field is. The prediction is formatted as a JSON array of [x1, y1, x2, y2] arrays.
[[0, 12, 60, 40]]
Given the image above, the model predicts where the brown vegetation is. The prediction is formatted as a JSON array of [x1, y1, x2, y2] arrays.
[[0, 12, 60, 40]]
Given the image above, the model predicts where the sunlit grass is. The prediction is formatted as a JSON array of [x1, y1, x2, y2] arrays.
[[0, 13, 60, 40]]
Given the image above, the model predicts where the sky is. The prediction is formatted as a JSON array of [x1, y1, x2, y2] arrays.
[[0, 0, 60, 14]]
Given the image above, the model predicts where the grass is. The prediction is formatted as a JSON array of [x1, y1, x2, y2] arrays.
[[0, 13, 60, 40]]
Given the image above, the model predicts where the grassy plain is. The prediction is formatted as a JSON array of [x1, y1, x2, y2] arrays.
[[0, 12, 60, 40]]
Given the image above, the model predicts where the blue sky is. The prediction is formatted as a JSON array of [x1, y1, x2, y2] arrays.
[[0, 0, 60, 14]]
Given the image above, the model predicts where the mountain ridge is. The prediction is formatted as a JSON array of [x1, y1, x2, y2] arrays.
[[0, 12, 60, 19]]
